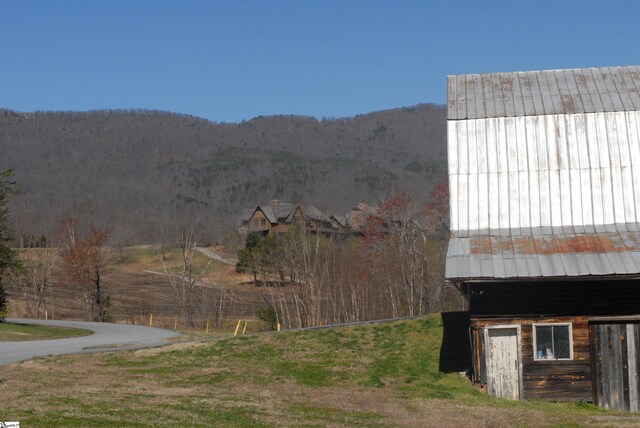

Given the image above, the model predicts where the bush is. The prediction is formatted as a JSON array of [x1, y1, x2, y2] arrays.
[[256, 306, 283, 330]]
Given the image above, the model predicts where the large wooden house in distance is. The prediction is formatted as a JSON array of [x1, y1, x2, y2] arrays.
[[445, 66, 640, 411], [238, 199, 338, 236]]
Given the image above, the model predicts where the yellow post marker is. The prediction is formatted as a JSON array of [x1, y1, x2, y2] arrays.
[[234, 320, 242, 337], [242, 321, 248, 335], [206, 319, 209, 335], [277, 323, 281, 332], [149, 314, 153, 326]]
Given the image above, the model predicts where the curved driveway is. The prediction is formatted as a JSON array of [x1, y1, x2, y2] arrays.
[[0, 318, 179, 365]]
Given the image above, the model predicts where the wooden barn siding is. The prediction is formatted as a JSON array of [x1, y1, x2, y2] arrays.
[[591, 321, 640, 411], [471, 327, 487, 385], [471, 317, 593, 401]]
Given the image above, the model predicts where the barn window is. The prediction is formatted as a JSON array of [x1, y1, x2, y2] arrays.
[[533, 324, 572, 360]]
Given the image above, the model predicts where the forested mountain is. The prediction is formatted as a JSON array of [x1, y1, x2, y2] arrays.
[[0, 104, 446, 243]]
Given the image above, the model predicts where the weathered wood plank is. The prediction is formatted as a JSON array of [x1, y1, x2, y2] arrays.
[[594, 323, 629, 410], [612, 324, 624, 410], [470, 327, 487, 386], [635, 324, 640, 410], [628, 324, 639, 412], [486, 327, 520, 400], [595, 324, 607, 408], [479, 328, 487, 385], [621, 324, 631, 411]]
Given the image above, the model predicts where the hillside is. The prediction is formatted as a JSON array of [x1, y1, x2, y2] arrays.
[[0, 105, 446, 242], [1, 315, 626, 427], [6, 245, 261, 328]]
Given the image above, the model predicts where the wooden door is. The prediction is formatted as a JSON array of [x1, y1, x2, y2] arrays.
[[592, 322, 640, 412], [486, 327, 521, 400]]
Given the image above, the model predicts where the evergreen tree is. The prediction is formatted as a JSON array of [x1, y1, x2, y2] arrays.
[[236, 233, 263, 284], [0, 169, 18, 320]]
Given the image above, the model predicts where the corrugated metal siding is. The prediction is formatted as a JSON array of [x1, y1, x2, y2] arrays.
[[448, 66, 640, 120], [446, 65, 640, 279], [449, 111, 640, 236]]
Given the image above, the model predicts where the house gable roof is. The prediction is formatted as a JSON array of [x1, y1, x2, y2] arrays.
[[252, 203, 296, 224], [246, 202, 333, 227], [300, 205, 333, 223], [238, 208, 255, 224]]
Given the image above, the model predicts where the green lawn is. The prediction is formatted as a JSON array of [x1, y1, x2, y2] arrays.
[[0, 315, 638, 427], [0, 322, 92, 341]]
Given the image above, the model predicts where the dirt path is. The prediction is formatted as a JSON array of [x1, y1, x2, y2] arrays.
[[196, 247, 235, 265]]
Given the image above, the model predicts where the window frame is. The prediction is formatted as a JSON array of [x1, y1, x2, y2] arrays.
[[532, 322, 573, 361]]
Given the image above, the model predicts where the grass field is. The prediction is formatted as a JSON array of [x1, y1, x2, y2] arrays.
[[2, 315, 639, 427], [0, 322, 92, 341]]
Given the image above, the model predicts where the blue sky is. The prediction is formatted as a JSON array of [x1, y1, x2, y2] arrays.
[[1, 0, 639, 123]]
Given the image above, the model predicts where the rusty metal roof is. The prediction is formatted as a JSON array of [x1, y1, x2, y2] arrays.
[[446, 65, 640, 280], [448, 66, 640, 120], [446, 224, 640, 279]]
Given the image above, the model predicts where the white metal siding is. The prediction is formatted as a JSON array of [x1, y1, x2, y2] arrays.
[[449, 111, 640, 235]]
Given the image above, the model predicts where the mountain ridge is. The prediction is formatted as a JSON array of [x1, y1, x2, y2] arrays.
[[0, 104, 447, 243]]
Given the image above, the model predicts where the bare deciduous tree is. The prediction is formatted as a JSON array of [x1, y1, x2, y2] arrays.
[[61, 218, 111, 321], [240, 188, 459, 329], [161, 223, 213, 328], [13, 237, 60, 318]]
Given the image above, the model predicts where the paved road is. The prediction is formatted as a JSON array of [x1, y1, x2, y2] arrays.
[[0, 318, 180, 365], [195, 247, 235, 265]]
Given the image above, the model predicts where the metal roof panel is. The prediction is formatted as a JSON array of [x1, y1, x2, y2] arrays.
[[446, 226, 640, 279], [479, 255, 494, 277], [524, 254, 542, 277], [514, 255, 529, 276], [448, 66, 640, 119]]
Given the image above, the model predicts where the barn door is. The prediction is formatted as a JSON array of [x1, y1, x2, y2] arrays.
[[485, 327, 521, 400], [592, 322, 640, 412]]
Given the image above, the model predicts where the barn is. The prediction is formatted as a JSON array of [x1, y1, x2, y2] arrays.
[[445, 65, 640, 411]]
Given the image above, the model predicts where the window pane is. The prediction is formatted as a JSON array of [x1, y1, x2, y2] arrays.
[[536, 326, 553, 358], [553, 326, 571, 359]]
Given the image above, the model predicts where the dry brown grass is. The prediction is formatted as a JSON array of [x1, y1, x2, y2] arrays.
[[0, 348, 635, 428], [6, 246, 266, 330], [2, 317, 640, 427]]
